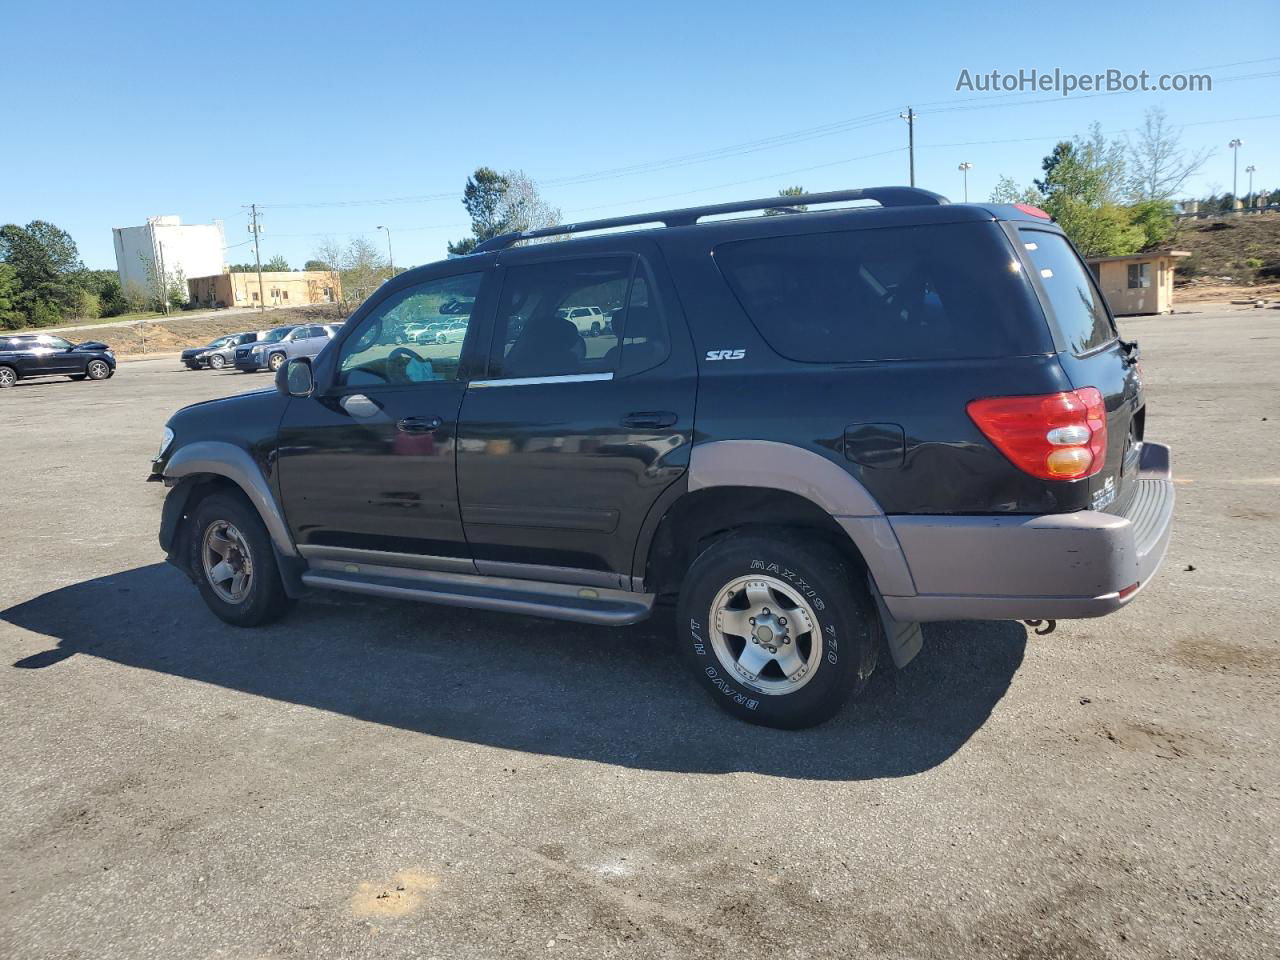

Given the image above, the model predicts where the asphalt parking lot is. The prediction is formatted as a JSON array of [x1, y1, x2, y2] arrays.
[[2, 305, 1277, 959]]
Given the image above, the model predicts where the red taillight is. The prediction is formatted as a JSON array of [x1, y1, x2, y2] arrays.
[[967, 388, 1107, 481], [1014, 203, 1052, 220]]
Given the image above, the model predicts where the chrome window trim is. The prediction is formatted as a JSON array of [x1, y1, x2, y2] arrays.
[[469, 372, 613, 388]]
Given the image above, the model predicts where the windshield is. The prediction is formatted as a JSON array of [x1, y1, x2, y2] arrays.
[[261, 327, 294, 344]]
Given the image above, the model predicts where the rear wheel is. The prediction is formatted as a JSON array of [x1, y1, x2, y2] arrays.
[[590, 321, 602, 337], [187, 493, 294, 627], [209, 354, 226, 370], [85, 359, 111, 380], [0, 365, 17, 388], [676, 531, 879, 728]]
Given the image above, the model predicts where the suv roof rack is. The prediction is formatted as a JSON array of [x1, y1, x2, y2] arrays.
[[472, 186, 949, 253]]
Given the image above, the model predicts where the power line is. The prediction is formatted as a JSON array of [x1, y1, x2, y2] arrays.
[[249, 60, 1276, 212]]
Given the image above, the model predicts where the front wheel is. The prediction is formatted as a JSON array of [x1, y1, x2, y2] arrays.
[[85, 359, 111, 380], [268, 352, 286, 372], [676, 531, 879, 729], [187, 493, 294, 627]]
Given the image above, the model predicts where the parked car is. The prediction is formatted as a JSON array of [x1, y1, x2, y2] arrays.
[[0, 334, 115, 388], [153, 187, 1174, 729], [183, 331, 261, 370], [558, 305, 609, 337], [234, 324, 342, 373]]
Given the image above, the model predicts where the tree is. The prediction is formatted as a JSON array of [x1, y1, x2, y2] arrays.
[[765, 186, 809, 216], [988, 175, 1043, 205], [263, 254, 291, 272], [303, 259, 330, 272], [0, 263, 23, 330], [447, 167, 560, 255], [1127, 107, 1211, 203], [1034, 127, 1140, 258], [310, 236, 388, 310], [0, 220, 85, 324]]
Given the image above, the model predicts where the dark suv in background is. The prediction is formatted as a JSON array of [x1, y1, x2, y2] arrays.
[[0, 334, 115, 388], [152, 187, 1174, 728]]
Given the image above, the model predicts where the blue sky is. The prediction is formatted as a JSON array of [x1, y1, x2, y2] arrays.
[[3, 0, 1277, 270]]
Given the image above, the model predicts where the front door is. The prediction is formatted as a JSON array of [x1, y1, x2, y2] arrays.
[[456, 244, 696, 587], [276, 269, 492, 569]]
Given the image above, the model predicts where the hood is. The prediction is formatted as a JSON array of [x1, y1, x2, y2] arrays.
[[74, 341, 110, 351]]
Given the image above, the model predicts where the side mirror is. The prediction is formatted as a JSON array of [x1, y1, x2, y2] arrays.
[[277, 357, 314, 398]]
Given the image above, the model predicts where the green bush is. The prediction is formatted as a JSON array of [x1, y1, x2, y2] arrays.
[[30, 300, 63, 327], [1245, 257, 1264, 269]]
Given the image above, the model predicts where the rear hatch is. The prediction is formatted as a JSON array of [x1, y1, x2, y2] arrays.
[[1013, 226, 1143, 514]]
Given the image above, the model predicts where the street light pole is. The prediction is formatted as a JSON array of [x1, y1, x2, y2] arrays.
[[1229, 139, 1243, 199], [958, 161, 974, 202], [377, 225, 395, 277], [1245, 165, 1257, 202]]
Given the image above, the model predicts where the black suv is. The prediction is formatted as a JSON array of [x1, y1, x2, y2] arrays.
[[0, 334, 115, 388], [152, 188, 1174, 728]]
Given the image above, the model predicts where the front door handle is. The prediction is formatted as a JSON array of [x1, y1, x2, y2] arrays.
[[397, 415, 443, 433], [621, 411, 677, 429]]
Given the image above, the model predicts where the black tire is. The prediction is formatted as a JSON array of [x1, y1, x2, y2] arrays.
[[186, 492, 294, 627], [590, 321, 602, 337], [85, 359, 111, 381], [268, 352, 286, 372], [676, 531, 879, 729], [0, 365, 17, 388], [209, 354, 226, 370]]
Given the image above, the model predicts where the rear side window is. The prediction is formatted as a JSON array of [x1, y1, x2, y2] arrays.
[[1019, 229, 1115, 354], [715, 223, 1049, 362]]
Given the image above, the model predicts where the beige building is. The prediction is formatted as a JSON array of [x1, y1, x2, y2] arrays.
[[1086, 251, 1190, 316], [187, 271, 340, 309]]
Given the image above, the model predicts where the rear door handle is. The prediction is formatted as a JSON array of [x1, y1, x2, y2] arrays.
[[397, 415, 443, 433], [621, 411, 677, 429]]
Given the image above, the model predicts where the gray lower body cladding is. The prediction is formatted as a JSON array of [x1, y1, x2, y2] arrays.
[[882, 442, 1174, 622]]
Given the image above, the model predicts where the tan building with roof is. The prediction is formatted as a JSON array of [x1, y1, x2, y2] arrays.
[[187, 271, 340, 309], [1085, 251, 1190, 316]]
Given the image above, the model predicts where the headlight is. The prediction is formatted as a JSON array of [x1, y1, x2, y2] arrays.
[[159, 426, 174, 457]]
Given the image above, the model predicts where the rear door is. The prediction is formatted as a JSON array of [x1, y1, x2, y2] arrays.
[[455, 241, 696, 586], [1016, 227, 1142, 511]]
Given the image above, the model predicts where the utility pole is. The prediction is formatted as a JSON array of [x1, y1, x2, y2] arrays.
[[156, 237, 169, 316], [377, 225, 395, 277], [249, 203, 266, 313], [1229, 139, 1243, 200], [958, 161, 973, 202], [900, 107, 916, 187]]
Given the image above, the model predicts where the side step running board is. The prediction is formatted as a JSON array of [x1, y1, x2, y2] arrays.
[[300, 567, 654, 626]]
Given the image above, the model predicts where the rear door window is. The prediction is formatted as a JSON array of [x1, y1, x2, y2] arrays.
[[1018, 229, 1115, 354], [714, 222, 1049, 362]]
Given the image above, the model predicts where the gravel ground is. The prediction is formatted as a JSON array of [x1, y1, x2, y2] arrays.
[[1, 305, 1277, 959]]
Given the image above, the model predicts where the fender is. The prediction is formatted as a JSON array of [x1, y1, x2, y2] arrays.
[[163, 440, 298, 557], [686, 439, 917, 598]]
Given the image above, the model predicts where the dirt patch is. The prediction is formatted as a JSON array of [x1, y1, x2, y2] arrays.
[[64, 305, 344, 354], [1174, 213, 1280, 290], [1173, 635, 1280, 675], [1094, 720, 1216, 760], [349, 868, 440, 918]]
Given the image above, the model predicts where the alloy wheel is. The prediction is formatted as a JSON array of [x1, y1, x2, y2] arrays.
[[201, 520, 254, 603], [709, 574, 823, 695]]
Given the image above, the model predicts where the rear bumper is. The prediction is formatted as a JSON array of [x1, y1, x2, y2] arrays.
[[882, 442, 1174, 622]]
